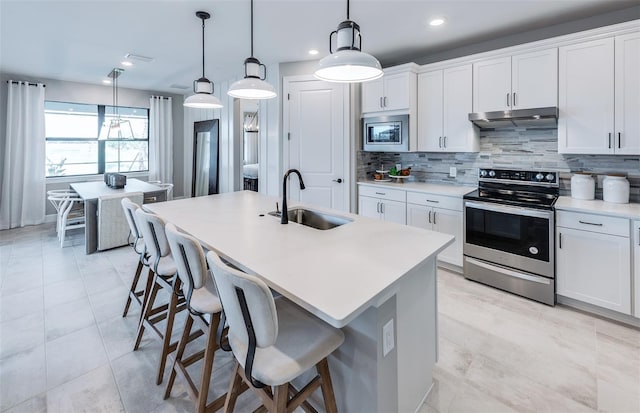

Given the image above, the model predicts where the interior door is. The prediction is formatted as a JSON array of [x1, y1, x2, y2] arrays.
[[285, 79, 348, 211]]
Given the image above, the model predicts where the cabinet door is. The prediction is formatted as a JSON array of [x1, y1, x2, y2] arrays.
[[558, 38, 615, 154], [383, 72, 412, 111], [443, 65, 478, 152], [511, 48, 558, 109], [381, 199, 406, 225], [614, 32, 640, 155], [634, 220, 640, 318], [361, 78, 384, 113], [473, 56, 511, 112], [417, 71, 443, 151], [358, 196, 381, 220], [407, 203, 432, 230], [557, 227, 631, 314], [432, 207, 463, 267]]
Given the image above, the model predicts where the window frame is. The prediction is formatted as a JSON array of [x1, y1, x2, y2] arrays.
[[45, 100, 150, 179]]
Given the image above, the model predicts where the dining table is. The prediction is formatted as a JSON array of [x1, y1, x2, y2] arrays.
[[70, 178, 166, 254]]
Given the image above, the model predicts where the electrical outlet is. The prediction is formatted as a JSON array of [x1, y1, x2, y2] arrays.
[[382, 319, 394, 357], [449, 166, 457, 178]]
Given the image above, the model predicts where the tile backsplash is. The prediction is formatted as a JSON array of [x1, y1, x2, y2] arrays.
[[358, 128, 640, 202]]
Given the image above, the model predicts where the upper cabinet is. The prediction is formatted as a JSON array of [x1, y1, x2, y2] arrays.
[[473, 49, 558, 113], [417, 65, 479, 152], [361, 65, 417, 114], [558, 33, 640, 154]]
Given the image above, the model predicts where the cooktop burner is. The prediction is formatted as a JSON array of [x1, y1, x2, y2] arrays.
[[464, 168, 560, 210]]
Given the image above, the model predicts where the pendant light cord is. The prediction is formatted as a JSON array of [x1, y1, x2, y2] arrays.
[[201, 16, 206, 77], [346, 0, 350, 19], [250, 0, 254, 57]]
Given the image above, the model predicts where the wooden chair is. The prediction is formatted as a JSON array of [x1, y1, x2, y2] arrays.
[[133, 209, 186, 385], [164, 223, 228, 412], [206, 250, 345, 413]]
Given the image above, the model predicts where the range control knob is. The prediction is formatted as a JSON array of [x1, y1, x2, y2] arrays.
[[546, 173, 555, 182], [536, 173, 544, 181], [488, 170, 496, 177], [479, 170, 488, 177]]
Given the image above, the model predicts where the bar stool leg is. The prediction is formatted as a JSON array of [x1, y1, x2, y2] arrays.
[[122, 260, 144, 317], [134, 275, 160, 350], [317, 358, 338, 413], [156, 277, 182, 385], [164, 313, 195, 399], [195, 313, 221, 413], [223, 362, 243, 413]]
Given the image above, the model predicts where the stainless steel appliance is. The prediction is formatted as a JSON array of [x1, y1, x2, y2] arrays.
[[463, 168, 559, 305], [468, 106, 558, 129], [363, 114, 409, 152]]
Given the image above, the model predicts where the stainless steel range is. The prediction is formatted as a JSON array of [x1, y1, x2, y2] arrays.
[[463, 168, 559, 306]]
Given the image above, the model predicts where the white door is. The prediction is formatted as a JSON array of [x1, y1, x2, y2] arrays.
[[383, 72, 411, 111], [556, 227, 631, 314], [285, 79, 348, 211], [473, 56, 511, 112], [432, 207, 463, 267], [407, 203, 431, 230], [417, 71, 443, 151], [614, 32, 640, 155], [511, 48, 558, 109]]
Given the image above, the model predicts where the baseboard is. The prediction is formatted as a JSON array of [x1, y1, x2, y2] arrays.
[[437, 260, 463, 274], [45, 214, 57, 223], [557, 295, 640, 329]]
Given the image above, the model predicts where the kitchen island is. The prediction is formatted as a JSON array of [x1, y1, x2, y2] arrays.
[[144, 191, 453, 412]]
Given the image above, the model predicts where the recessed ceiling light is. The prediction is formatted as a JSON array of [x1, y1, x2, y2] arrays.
[[308, 49, 319, 56], [121, 61, 133, 67], [429, 18, 446, 27], [102, 79, 111, 84]]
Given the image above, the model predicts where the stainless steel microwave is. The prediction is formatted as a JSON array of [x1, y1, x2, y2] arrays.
[[363, 114, 409, 152]]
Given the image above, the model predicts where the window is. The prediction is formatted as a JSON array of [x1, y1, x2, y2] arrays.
[[45, 101, 149, 177]]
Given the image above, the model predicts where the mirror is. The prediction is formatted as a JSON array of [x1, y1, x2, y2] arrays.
[[242, 103, 259, 192], [192, 119, 219, 197]]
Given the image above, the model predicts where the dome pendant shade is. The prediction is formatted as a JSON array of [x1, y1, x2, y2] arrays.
[[228, 58, 276, 99], [184, 11, 223, 109], [314, 6, 383, 83], [227, 0, 276, 100]]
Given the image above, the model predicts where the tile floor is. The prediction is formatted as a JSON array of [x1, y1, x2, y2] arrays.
[[1, 223, 639, 412]]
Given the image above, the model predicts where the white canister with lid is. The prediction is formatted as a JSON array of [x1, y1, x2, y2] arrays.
[[602, 174, 630, 204], [571, 173, 595, 200]]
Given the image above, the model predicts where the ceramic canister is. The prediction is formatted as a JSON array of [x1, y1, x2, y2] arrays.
[[602, 174, 630, 204], [571, 173, 595, 200]]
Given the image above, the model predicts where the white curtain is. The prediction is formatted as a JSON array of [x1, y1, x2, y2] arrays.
[[149, 96, 173, 184], [0, 81, 46, 229]]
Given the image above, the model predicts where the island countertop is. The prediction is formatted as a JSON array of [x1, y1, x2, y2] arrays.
[[144, 191, 453, 328]]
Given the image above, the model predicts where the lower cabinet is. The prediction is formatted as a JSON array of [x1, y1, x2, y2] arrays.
[[406, 193, 463, 267], [634, 220, 640, 318], [358, 185, 407, 224], [556, 211, 631, 314]]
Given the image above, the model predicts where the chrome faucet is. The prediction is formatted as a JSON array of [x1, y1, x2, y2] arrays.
[[281, 169, 305, 224]]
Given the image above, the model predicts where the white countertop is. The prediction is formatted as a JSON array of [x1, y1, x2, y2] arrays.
[[71, 178, 162, 200], [144, 191, 453, 328], [555, 196, 640, 220], [358, 181, 476, 197]]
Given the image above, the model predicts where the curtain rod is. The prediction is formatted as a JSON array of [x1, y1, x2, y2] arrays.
[[7, 80, 46, 87]]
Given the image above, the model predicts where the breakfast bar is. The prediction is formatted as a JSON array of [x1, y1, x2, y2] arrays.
[[144, 191, 453, 412]]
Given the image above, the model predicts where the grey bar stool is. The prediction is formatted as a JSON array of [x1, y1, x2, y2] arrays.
[[120, 197, 149, 317], [164, 223, 228, 413], [206, 250, 345, 413], [134, 209, 186, 385]]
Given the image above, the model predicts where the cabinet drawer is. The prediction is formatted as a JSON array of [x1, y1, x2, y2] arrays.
[[556, 210, 629, 237], [359, 185, 406, 202], [406, 191, 461, 211]]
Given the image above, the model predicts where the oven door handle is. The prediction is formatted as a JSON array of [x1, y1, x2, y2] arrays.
[[465, 257, 552, 285], [464, 200, 552, 219]]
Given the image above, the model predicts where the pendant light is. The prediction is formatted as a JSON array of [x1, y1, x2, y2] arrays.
[[99, 68, 134, 140], [227, 0, 276, 100], [314, 0, 383, 83], [184, 11, 223, 109]]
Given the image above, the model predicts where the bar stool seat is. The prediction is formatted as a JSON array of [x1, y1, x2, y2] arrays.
[[190, 276, 221, 314]]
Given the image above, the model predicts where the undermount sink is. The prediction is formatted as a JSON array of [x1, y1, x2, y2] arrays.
[[269, 208, 352, 230]]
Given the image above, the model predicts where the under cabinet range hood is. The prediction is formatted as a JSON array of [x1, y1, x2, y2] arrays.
[[468, 107, 558, 129]]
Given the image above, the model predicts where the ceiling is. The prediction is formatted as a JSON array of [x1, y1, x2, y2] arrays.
[[1, 0, 638, 94]]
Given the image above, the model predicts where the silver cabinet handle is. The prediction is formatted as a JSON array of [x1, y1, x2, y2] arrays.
[[578, 220, 603, 227], [637, 227, 640, 246], [559, 232, 562, 249], [384, 96, 388, 107], [379, 97, 383, 108], [433, 211, 437, 225], [513, 92, 517, 107], [507, 93, 510, 107], [380, 202, 384, 214], [439, 137, 442, 148], [376, 202, 380, 214], [618, 132, 621, 149], [443, 136, 447, 148], [426, 199, 439, 203], [375, 192, 386, 196], [428, 210, 432, 224], [608, 133, 612, 149]]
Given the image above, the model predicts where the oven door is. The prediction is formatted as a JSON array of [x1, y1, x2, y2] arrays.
[[463, 200, 554, 278]]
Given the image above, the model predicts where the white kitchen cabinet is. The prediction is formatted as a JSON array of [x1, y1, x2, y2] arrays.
[[558, 33, 640, 154], [358, 185, 406, 224], [634, 220, 640, 318], [556, 211, 631, 314], [473, 49, 557, 113], [406, 192, 463, 266], [361, 65, 417, 114], [417, 65, 479, 152]]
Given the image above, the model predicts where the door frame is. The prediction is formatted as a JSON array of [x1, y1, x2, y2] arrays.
[[282, 74, 353, 212]]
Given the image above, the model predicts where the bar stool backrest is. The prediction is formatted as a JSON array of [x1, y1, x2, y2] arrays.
[[165, 223, 207, 304], [135, 209, 170, 271], [206, 250, 278, 348]]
